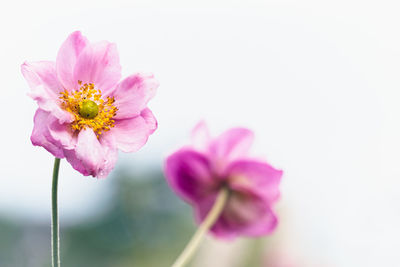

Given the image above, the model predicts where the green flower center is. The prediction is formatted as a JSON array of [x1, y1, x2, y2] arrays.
[[78, 100, 99, 119]]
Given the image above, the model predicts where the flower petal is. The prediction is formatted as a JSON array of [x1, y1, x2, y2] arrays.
[[107, 73, 158, 119], [73, 41, 121, 93], [238, 207, 278, 237], [191, 121, 211, 151], [64, 128, 115, 178], [194, 190, 277, 239], [209, 128, 254, 162], [48, 117, 76, 150], [164, 149, 218, 205], [22, 61, 62, 95], [56, 31, 89, 90], [97, 133, 118, 178], [220, 190, 277, 237], [21, 61, 72, 123], [141, 108, 158, 135], [64, 148, 89, 176], [31, 109, 65, 158], [220, 191, 276, 235], [226, 159, 283, 202], [111, 109, 157, 153]]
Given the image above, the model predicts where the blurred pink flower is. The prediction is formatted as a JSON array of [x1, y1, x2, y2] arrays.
[[22, 31, 158, 178], [164, 122, 283, 239]]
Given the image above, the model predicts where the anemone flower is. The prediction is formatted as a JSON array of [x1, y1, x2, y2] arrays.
[[22, 31, 158, 178], [21, 31, 158, 267], [165, 122, 283, 267]]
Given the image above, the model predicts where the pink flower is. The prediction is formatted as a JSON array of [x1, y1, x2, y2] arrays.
[[164, 122, 283, 239], [22, 31, 158, 178]]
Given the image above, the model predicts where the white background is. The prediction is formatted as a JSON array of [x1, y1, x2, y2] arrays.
[[1, 0, 400, 266]]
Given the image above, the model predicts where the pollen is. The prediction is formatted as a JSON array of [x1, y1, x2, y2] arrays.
[[59, 81, 118, 138]]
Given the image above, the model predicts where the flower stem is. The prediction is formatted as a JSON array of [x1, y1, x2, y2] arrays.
[[51, 158, 61, 267], [171, 187, 229, 267]]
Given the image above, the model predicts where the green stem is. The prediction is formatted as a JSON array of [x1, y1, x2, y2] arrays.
[[171, 187, 229, 267], [51, 158, 61, 267]]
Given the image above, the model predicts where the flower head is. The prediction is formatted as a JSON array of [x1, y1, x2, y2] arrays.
[[164, 122, 283, 239], [22, 31, 158, 178]]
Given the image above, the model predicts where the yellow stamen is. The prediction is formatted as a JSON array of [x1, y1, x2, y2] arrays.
[[59, 82, 117, 138]]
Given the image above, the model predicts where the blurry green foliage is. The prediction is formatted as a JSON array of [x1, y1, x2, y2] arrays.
[[0, 169, 195, 267]]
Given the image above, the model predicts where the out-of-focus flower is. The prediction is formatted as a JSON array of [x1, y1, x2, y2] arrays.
[[164, 122, 283, 239], [22, 31, 158, 178]]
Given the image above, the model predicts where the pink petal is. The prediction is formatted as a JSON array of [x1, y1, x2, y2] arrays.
[[191, 121, 211, 151], [48, 117, 76, 150], [226, 159, 283, 202], [238, 207, 278, 237], [164, 149, 219, 205], [64, 149, 89, 176], [217, 193, 278, 237], [209, 128, 254, 163], [64, 128, 117, 178], [141, 108, 158, 135], [220, 190, 277, 237], [73, 41, 121, 94], [31, 109, 65, 158], [74, 129, 103, 175], [195, 190, 277, 239], [111, 109, 157, 153], [21, 61, 72, 123], [56, 31, 89, 90], [98, 133, 118, 178], [21, 61, 62, 95], [107, 73, 158, 119]]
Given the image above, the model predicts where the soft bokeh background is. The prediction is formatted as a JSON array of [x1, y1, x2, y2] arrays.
[[1, 0, 400, 266]]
